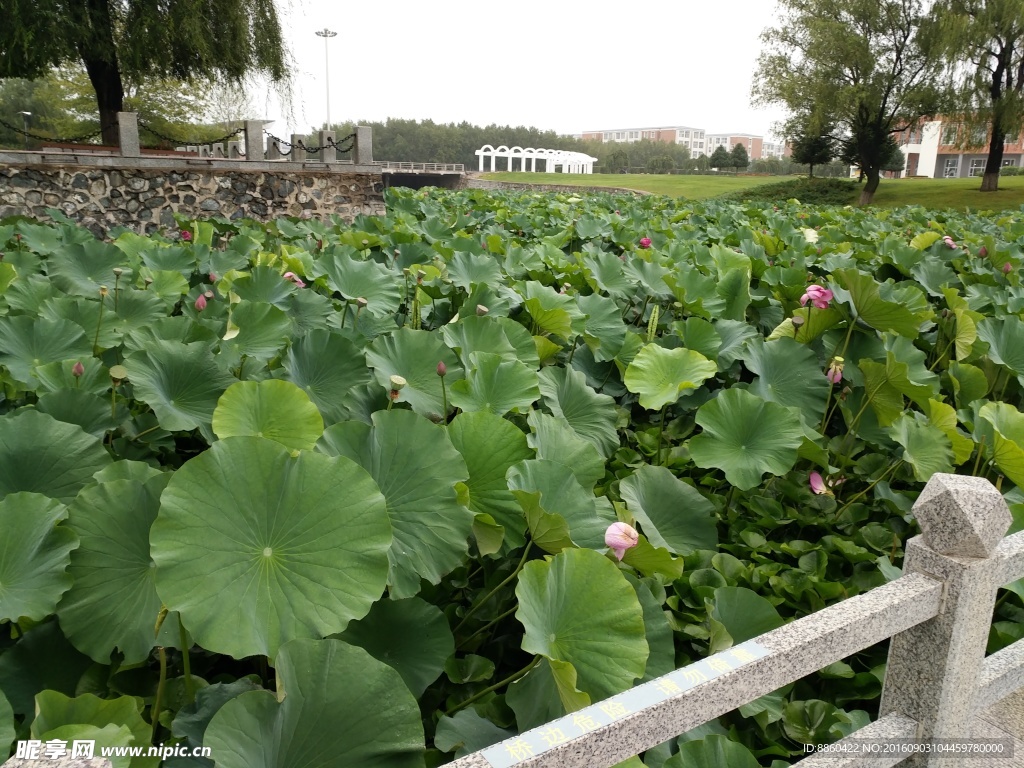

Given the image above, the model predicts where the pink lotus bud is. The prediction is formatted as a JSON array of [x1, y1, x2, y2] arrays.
[[825, 356, 844, 384], [72, 361, 85, 378], [639, 237, 652, 249], [943, 235, 956, 249], [979, 246, 988, 258], [605, 522, 639, 560], [437, 362, 447, 377], [180, 230, 192, 242], [809, 471, 831, 496], [1004, 262, 1013, 274], [209, 273, 218, 282], [195, 294, 207, 311]]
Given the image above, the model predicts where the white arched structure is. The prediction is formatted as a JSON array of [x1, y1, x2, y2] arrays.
[[475, 145, 598, 174]]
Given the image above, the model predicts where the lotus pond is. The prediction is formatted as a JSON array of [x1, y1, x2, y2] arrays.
[[1, 189, 1024, 767]]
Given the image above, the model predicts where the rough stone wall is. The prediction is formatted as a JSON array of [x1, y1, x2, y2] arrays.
[[0, 165, 387, 237]]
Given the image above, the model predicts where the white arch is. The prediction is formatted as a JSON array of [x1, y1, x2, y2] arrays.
[[474, 144, 598, 174]]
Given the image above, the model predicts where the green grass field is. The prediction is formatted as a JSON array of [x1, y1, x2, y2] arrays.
[[479, 172, 1024, 210]]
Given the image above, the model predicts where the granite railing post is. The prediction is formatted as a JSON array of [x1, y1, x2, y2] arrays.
[[319, 130, 336, 162], [355, 125, 373, 165], [117, 112, 140, 157], [243, 120, 264, 161], [878, 473, 1013, 766], [290, 135, 307, 161]]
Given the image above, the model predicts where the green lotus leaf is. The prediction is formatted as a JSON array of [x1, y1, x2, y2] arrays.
[[434, 710, 514, 759], [0, 316, 93, 387], [583, 251, 632, 300], [767, 306, 844, 343], [449, 352, 540, 415], [711, 245, 752, 321], [578, 293, 628, 362], [0, 493, 76, 623], [32, 691, 151, 767], [507, 459, 615, 552], [537, 365, 619, 456], [57, 476, 169, 664], [93, 460, 165, 484], [39, 296, 121, 351], [833, 268, 925, 338], [125, 340, 236, 432], [366, 328, 462, 419], [48, 240, 132, 297], [624, 345, 717, 411], [36, 389, 121, 438], [230, 266, 299, 309], [909, 231, 943, 250], [0, 688, 13, 759], [619, 465, 717, 554], [441, 315, 518, 364], [205, 639, 425, 768], [978, 316, 1024, 376], [5, 273, 57, 314], [948, 361, 990, 408], [152, 437, 392, 659], [0, 411, 111, 502], [710, 586, 784, 650], [141, 269, 191, 310], [448, 251, 503, 291], [0, 620, 93, 715], [924, 400, 975, 465], [338, 597, 454, 697], [447, 411, 533, 551], [522, 281, 583, 339], [317, 409, 473, 599], [34, 358, 109, 395], [121, 315, 218, 353], [744, 337, 831, 426], [887, 413, 953, 482], [630, 576, 675, 681], [170, 678, 264, 756], [674, 317, 722, 362], [978, 402, 1024, 488], [222, 300, 293, 361], [275, 329, 371, 426], [516, 548, 648, 701], [527, 410, 605, 490], [318, 249, 402, 316], [506, 658, 590, 731], [689, 388, 804, 490], [213, 380, 324, 451], [665, 735, 761, 768]]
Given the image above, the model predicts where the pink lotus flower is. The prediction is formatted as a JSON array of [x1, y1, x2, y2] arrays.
[[72, 361, 84, 378], [639, 237, 652, 249], [209, 273, 218, 282], [943, 235, 957, 249], [194, 294, 207, 311], [605, 522, 639, 560], [283, 272, 307, 288], [180, 230, 192, 242], [1004, 262, 1013, 274], [809, 471, 832, 496], [825, 356, 844, 384], [800, 284, 833, 310]]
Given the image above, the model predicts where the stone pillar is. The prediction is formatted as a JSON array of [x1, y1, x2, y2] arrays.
[[878, 474, 1012, 766], [267, 139, 282, 161], [319, 130, 336, 162], [291, 134, 307, 161], [354, 125, 373, 165], [117, 112, 140, 157], [243, 120, 264, 160]]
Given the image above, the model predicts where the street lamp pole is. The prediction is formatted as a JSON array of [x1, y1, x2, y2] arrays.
[[18, 111, 30, 150], [315, 29, 337, 131]]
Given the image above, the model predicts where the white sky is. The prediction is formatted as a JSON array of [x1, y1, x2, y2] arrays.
[[259, 0, 790, 141]]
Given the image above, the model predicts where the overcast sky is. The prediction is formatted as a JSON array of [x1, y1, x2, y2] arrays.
[[259, 0, 790, 140]]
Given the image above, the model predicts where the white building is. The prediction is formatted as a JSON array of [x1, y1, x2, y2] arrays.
[[895, 118, 1023, 177]]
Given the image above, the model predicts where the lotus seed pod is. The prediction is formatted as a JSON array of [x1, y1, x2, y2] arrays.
[[109, 365, 128, 382], [113, 267, 123, 277], [390, 375, 407, 391], [356, 297, 368, 308], [476, 305, 489, 316]]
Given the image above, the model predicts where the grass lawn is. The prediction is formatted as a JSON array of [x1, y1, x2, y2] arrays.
[[478, 171, 1024, 210]]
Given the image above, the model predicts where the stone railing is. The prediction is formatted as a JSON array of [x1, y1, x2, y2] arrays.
[[374, 161, 466, 172], [451, 474, 1024, 768]]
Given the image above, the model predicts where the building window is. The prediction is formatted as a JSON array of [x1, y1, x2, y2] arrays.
[[970, 126, 988, 146], [969, 158, 986, 176], [942, 124, 958, 144], [603, 133, 610, 141], [943, 157, 959, 177], [1002, 158, 1017, 166]]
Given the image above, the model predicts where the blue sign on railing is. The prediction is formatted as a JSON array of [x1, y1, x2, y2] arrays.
[[480, 640, 772, 768]]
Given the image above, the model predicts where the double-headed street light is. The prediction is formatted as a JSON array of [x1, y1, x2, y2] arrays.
[[17, 111, 30, 150], [315, 29, 337, 131]]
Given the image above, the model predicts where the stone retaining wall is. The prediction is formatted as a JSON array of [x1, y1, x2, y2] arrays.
[[0, 162, 387, 237]]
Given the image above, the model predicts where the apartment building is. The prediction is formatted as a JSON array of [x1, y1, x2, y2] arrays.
[[579, 126, 708, 156], [706, 133, 767, 160], [895, 118, 1023, 177]]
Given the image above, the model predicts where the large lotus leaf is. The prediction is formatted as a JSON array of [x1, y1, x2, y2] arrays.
[[0, 493, 76, 623], [32, 691, 151, 766], [948, 361, 990, 408], [689, 389, 804, 490], [583, 251, 633, 300], [0, 620, 93, 715], [537, 365, 619, 456], [230, 266, 299, 309], [121, 315, 218, 353], [276, 329, 371, 425], [578, 293, 628, 362], [619, 465, 717, 554], [0, 411, 111, 502], [441, 315, 518, 364], [624, 345, 717, 411], [833, 268, 924, 337], [526, 411, 605, 491], [434, 710, 514, 759], [0, 316, 93, 387], [924, 400, 975, 465], [206, 639, 424, 768], [57, 476, 169, 664], [366, 329, 462, 419], [507, 459, 615, 552], [744, 337, 830, 425], [711, 245, 752, 322], [447, 411, 533, 551], [48, 240, 132, 297], [152, 437, 392, 659], [710, 586, 784, 649], [338, 597, 454, 697], [94, 461, 165, 484], [516, 548, 648, 701], [630, 576, 675, 681], [222, 301, 293, 361], [449, 352, 540, 415], [887, 414, 953, 482], [522, 281, 582, 339], [317, 410, 473, 599], [170, 678, 264, 758], [125, 340, 236, 432], [665, 735, 761, 768], [39, 296, 121, 351], [495, 316, 541, 369], [0, 689, 13, 758], [212, 380, 324, 451], [448, 251, 503, 291], [319, 250, 402, 315], [34, 358, 110, 395], [5, 274, 57, 314], [36, 389, 120, 438], [506, 658, 590, 731], [978, 402, 1024, 488], [978, 316, 1024, 376]]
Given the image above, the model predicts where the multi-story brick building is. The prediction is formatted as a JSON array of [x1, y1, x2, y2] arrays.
[[895, 118, 1023, 177], [578, 126, 708, 157]]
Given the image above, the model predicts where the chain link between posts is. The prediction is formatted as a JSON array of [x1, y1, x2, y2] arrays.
[[0, 116, 115, 145], [137, 119, 244, 147], [264, 130, 356, 155]]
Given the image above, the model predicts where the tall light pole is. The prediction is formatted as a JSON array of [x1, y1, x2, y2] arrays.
[[315, 29, 337, 130], [18, 111, 30, 150]]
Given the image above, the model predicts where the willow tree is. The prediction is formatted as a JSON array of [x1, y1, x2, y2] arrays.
[[0, 0, 288, 146], [753, 0, 943, 205], [930, 0, 1024, 192]]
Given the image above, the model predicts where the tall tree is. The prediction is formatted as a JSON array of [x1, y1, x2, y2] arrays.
[[789, 126, 836, 178], [753, 0, 943, 204], [730, 143, 749, 170], [930, 0, 1024, 191], [0, 0, 288, 146], [709, 145, 732, 170]]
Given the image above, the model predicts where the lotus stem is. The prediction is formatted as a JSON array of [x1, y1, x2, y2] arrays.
[[973, 436, 988, 477], [340, 301, 349, 329], [833, 461, 901, 520], [151, 647, 167, 741], [180, 622, 194, 704], [658, 404, 668, 466], [113, 272, 120, 312], [444, 656, 540, 716], [463, 605, 518, 646], [454, 541, 533, 634], [440, 376, 448, 424], [93, 291, 106, 354]]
